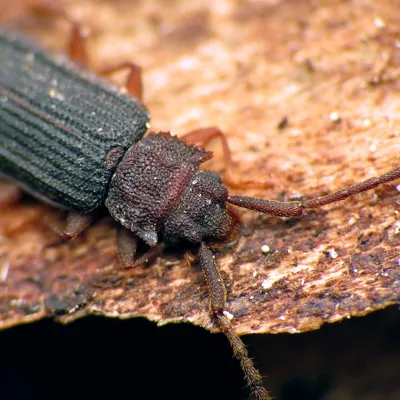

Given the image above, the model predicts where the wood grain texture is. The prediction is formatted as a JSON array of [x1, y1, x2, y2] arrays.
[[0, 0, 399, 335]]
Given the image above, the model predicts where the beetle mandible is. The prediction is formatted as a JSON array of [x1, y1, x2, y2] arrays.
[[1, 12, 400, 400]]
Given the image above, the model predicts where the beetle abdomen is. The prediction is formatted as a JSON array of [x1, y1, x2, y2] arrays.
[[0, 28, 150, 211]]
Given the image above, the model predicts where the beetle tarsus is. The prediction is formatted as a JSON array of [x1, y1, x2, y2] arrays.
[[216, 313, 271, 400]]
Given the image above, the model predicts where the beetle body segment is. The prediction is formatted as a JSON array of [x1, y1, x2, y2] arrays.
[[106, 132, 235, 247], [0, 28, 150, 212]]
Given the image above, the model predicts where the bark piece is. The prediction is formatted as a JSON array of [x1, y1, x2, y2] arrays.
[[0, 0, 399, 333]]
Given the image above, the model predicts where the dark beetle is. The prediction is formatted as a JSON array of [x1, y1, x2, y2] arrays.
[[1, 27, 400, 400], [0, 27, 271, 400], [0, 28, 236, 251]]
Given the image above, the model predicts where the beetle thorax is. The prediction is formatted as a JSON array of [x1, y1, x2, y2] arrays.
[[105, 132, 234, 247]]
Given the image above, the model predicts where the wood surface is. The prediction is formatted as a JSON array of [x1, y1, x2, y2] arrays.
[[0, 0, 399, 336]]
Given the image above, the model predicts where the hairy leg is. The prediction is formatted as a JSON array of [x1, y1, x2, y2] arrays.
[[198, 242, 271, 400]]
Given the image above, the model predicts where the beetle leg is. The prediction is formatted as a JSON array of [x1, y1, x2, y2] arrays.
[[198, 243, 271, 400], [184, 251, 196, 268], [180, 127, 232, 179], [116, 226, 138, 268], [128, 243, 166, 269], [63, 212, 93, 239], [99, 63, 143, 101], [30, 2, 143, 98], [117, 225, 165, 269], [0, 180, 22, 208], [0, 181, 37, 237], [30, 0, 89, 65], [227, 166, 400, 217], [47, 211, 92, 239], [180, 127, 273, 189], [66, 20, 89, 66]]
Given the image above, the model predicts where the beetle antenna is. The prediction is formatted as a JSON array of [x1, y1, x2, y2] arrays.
[[198, 243, 271, 400], [227, 166, 400, 218]]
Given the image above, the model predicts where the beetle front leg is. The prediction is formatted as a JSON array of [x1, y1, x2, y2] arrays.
[[198, 243, 271, 400], [117, 228, 166, 269]]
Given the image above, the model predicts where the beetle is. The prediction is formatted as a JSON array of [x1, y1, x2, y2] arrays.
[[1, 24, 400, 400]]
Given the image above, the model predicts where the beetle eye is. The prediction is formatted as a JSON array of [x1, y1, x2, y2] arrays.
[[208, 171, 222, 184]]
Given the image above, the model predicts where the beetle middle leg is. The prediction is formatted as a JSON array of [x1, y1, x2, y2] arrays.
[[198, 242, 271, 400], [180, 127, 274, 189], [0, 180, 22, 208], [46, 211, 93, 240]]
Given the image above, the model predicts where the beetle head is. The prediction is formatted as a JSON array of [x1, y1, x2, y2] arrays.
[[163, 169, 239, 245]]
